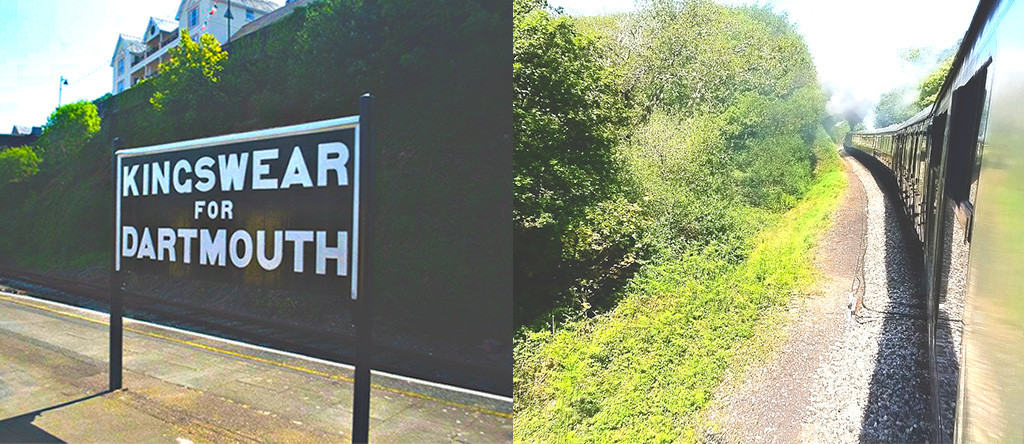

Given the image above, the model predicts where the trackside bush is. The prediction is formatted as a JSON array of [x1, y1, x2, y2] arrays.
[[621, 112, 745, 257], [514, 0, 633, 325], [514, 0, 849, 440]]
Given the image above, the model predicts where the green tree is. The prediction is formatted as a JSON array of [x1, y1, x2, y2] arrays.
[[917, 55, 954, 108], [874, 85, 919, 128], [833, 120, 851, 143], [150, 31, 228, 137], [34, 101, 101, 162], [621, 112, 739, 255], [513, 0, 629, 312], [0, 146, 41, 185], [616, 1, 816, 119]]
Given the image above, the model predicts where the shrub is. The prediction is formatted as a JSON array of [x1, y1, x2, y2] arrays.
[[514, 0, 632, 324], [35, 101, 101, 163], [623, 112, 735, 248], [150, 31, 228, 138], [0, 146, 41, 185]]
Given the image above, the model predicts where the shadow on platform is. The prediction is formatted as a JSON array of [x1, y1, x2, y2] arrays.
[[0, 390, 111, 443]]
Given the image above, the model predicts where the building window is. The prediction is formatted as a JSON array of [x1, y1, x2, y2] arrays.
[[190, 8, 198, 27], [151, 25, 156, 36], [118, 80, 125, 93], [118, 58, 124, 75], [246, 9, 254, 20]]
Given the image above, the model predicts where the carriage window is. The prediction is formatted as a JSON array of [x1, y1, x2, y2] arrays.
[[945, 65, 988, 204], [930, 112, 947, 169]]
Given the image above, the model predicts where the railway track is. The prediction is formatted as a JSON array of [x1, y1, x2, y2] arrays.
[[0, 266, 510, 397]]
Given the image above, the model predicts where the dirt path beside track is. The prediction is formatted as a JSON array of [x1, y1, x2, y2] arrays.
[[710, 148, 932, 443]]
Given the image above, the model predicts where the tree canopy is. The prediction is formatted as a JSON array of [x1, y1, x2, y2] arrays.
[[917, 55, 954, 108], [0, 146, 41, 185], [874, 85, 919, 128], [34, 101, 101, 162], [513, 0, 630, 320], [513, 0, 832, 325], [150, 31, 228, 137]]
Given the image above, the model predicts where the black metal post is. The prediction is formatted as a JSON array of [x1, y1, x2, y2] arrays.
[[110, 138, 124, 391], [352, 94, 375, 444], [225, 0, 234, 44], [58, 76, 67, 108]]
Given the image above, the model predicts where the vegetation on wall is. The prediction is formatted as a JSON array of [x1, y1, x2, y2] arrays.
[[150, 32, 229, 138], [0, 146, 41, 185], [34, 101, 101, 163], [0, 0, 509, 346]]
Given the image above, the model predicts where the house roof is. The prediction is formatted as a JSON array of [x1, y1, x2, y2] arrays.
[[152, 17, 179, 33], [233, 0, 314, 41], [143, 17, 179, 42], [110, 34, 146, 66], [11, 126, 41, 136], [176, 0, 281, 21], [236, 0, 282, 13]]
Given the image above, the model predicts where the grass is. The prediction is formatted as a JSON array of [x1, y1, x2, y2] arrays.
[[513, 151, 848, 443]]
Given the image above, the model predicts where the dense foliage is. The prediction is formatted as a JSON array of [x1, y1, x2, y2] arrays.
[[917, 54, 955, 108], [34, 101, 101, 163], [514, 0, 846, 440], [0, 146, 41, 185], [514, 0, 829, 327], [873, 85, 919, 128], [513, 0, 634, 324]]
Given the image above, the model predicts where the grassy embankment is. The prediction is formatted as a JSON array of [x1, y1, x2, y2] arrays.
[[514, 151, 847, 442]]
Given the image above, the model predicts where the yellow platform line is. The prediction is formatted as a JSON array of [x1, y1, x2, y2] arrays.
[[0, 293, 512, 419]]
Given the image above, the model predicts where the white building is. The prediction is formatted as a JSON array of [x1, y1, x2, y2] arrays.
[[110, 0, 281, 95]]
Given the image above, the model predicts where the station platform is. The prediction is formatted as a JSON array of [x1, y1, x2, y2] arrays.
[[0, 291, 512, 443]]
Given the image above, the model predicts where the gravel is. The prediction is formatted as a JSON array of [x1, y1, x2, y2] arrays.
[[712, 150, 959, 443], [710, 149, 867, 443], [801, 151, 932, 443]]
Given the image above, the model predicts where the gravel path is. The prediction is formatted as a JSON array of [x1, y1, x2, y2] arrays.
[[715, 149, 941, 443]]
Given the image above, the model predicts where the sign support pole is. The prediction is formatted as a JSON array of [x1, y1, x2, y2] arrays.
[[110, 138, 124, 391], [352, 94, 375, 443]]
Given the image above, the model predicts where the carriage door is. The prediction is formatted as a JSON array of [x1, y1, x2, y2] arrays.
[[929, 64, 983, 441], [925, 112, 947, 251]]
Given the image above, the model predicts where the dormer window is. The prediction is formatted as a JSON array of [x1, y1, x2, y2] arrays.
[[151, 25, 156, 36], [246, 9, 254, 20]]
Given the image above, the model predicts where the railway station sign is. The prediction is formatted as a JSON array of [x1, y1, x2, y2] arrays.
[[115, 115, 362, 299], [112, 95, 376, 443]]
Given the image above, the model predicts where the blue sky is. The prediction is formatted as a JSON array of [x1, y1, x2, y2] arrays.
[[551, 0, 978, 126], [0, 0, 182, 132], [0, 0, 980, 133]]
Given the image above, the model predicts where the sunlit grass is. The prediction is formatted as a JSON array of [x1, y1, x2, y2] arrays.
[[513, 152, 847, 443]]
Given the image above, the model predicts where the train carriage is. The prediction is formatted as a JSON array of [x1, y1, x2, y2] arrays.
[[843, 0, 1024, 440]]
